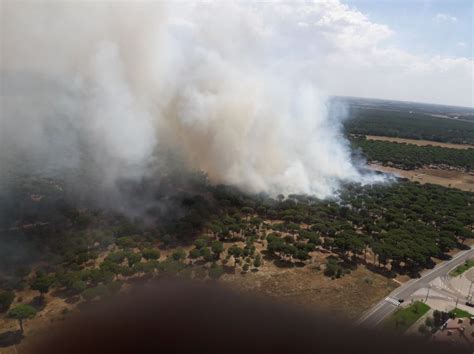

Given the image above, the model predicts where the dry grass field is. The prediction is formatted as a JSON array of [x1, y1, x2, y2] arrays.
[[223, 257, 398, 321]]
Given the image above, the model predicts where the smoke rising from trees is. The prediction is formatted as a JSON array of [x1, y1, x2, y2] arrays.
[[0, 1, 385, 208]]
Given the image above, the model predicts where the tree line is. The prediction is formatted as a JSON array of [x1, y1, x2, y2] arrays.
[[344, 108, 474, 145], [351, 137, 474, 170]]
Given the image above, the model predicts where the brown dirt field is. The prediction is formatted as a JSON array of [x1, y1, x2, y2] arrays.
[[365, 135, 474, 150], [369, 164, 474, 192], [221, 258, 397, 322]]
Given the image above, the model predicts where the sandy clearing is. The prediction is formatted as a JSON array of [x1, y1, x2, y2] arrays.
[[369, 164, 474, 192], [222, 259, 397, 321], [365, 135, 474, 150]]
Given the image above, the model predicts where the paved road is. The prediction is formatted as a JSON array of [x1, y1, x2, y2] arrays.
[[358, 246, 474, 328]]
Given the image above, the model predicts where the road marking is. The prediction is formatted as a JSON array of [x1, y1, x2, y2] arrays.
[[421, 249, 470, 279], [399, 248, 473, 291], [385, 297, 401, 306], [357, 301, 387, 323]]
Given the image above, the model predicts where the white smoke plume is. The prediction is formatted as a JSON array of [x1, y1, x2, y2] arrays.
[[0, 1, 384, 203]]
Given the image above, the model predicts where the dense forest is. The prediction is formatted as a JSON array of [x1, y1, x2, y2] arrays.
[[351, 137, 474, 170], [1, 173, 473, 317], [343, 108, 474, 144]]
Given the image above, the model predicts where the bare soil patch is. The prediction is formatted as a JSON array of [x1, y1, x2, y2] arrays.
[[365, 135, 474, 150]]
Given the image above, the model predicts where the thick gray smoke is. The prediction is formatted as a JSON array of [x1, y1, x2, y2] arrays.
[[0, 1, 384, 205]]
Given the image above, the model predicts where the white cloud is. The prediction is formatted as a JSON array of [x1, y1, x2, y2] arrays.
[[457, 41, 466, 47], [433, 13, 458, 23], [246, 1, 472, 106], [260, 1, 472, 107]]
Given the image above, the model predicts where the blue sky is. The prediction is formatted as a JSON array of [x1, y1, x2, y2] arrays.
[[344, 0, 473, 59]]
